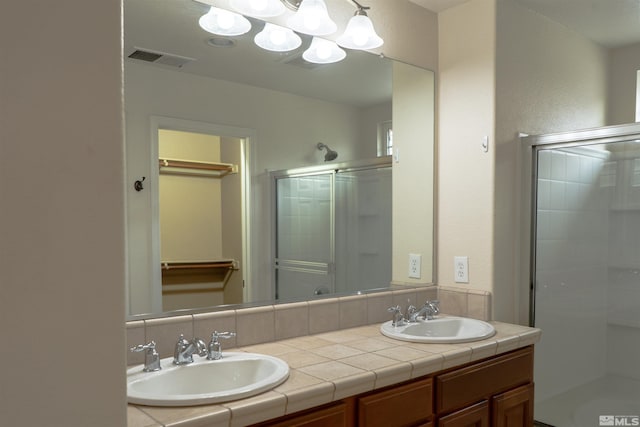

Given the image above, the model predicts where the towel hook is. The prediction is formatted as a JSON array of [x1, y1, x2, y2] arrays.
[[134, 177, 146, 192]]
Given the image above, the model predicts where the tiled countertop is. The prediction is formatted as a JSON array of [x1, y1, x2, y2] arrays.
[[128, 320, 541, 427]]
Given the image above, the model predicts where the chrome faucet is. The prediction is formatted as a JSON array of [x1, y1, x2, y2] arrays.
[[409, 300, 440, 322], [173, 334, 207, 365], [130, 341, 161, 372], [405, 299, 417, 322], [207, 331, 236, 360], [387, 305, 406, 327]]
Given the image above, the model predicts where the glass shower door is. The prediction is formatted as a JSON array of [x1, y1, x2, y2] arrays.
[[335, 167, 392, 293], [531, 136, 640, 426], [274, 173, 334, 300]]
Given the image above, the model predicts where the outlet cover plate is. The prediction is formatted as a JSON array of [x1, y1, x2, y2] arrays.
[[454, 256, 469, 283], [409, 253, 421, 279]]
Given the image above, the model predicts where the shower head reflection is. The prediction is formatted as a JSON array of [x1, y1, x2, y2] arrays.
[[317, 142, 338, 162]]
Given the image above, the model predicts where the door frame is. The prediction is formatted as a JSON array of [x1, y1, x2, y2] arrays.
[[149, 116, 258, 310]]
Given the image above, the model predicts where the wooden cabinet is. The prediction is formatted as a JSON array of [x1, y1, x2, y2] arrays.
[[439, 401, 489, 427], [255, 402, 349, 427], [251, 346, 534, 427], [435, 347, 534, 427], [357, 378, 433, 427], [492, 383, 534, 427]]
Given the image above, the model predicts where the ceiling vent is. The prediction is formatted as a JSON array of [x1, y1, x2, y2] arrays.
[[127, 48, 196, 69]]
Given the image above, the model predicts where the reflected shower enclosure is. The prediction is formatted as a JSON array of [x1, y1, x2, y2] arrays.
[[273, 160, 392, 300]]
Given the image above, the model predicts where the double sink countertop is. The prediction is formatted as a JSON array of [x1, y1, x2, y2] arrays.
[[128, 319, 541, 427]]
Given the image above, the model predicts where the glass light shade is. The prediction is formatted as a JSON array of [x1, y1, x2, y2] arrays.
[[229, 0, 285, 18], [287, 0, 337, 36], [198, 7, 251, 36], [254, 23, 302, 52], [302, 37, 346, 64], [336, 14, 383, 50]]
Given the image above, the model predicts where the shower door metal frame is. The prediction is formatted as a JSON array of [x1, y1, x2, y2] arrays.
[[522, 122, 640, 327], [270, 156, 392, 300]]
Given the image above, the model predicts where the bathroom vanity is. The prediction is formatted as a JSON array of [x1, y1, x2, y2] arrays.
[[128, 320, 539, 427], [253, 346, 533, 426]]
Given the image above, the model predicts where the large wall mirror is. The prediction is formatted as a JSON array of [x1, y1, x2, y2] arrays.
[[124, 0, 435, 317]]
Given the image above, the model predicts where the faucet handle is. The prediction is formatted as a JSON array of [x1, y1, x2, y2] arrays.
[[130, 340, 156, 353], [130, 341, 161, 372], [208, 331, 236, 360], [387, 305, 401, 314], [405, 299, 417, 321], [212, 331, 236, 340], [423, 299, 440, 320], [387, 305, 405, 327]]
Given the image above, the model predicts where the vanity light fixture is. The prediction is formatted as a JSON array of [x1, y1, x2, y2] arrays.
[[229, 0, 286, 18], [198, 6, 251, 36], [198, 0, 383, 64], [336, 0, 383, 50], [287, 0, 337, 36], [254, 23, 302, 52], [302, 37, 346, 64]]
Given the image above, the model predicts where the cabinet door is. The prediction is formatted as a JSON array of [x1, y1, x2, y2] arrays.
[[358, 378, 433, 427], [260, 402, 348, 427], [491, 383, 534, 427], [435, 347, 533, 414], [438, 400, 489, 427]]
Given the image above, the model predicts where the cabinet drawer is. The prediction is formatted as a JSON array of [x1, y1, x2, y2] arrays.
[[436, 346, 533, 414], [358, 378, 433, 427], [256, 402, 348, 427]]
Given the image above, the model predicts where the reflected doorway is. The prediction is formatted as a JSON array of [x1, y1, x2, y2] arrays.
[[158, 129, 244, 311], [142, 116, 255, 315]]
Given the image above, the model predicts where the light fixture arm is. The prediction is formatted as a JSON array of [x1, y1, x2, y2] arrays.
[[280, 0, 302, 11], [350, 0, 371, 14], [281, 0, 372, 13]]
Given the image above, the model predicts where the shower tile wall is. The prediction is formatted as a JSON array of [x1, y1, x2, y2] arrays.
[[607, 151, 640, 381], [535, 149, 610, 402], [277, 175, 331, 262]]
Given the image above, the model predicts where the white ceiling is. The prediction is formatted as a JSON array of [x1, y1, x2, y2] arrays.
[[410, 0, 640, 48], [124, 0, 393, 107]]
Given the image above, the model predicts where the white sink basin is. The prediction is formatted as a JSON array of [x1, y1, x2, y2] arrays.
[[127, 352, 289, 406], [380, 316, 496, 343]]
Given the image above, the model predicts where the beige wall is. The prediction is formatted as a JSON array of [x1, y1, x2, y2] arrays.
[[0, 1, 126, 426], [392, 62, 436, 284], [495, 0, 607, 323], [159, 130, 223, 261], [608, 43, 640, 125], [437, 0, 497, 296], [437, 0, 609, 323]]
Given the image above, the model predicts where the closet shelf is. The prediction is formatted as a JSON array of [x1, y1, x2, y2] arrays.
[[159, 158, 238, 178], [161, 260, 239, 295], [161, 260, 237, 270]]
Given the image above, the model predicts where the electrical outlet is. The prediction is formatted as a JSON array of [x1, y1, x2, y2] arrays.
[[454, 256, 469, 283], [409, 253, 421, 279]]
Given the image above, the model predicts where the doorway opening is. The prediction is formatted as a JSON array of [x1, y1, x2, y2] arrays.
[[148, 116, 255, 313]]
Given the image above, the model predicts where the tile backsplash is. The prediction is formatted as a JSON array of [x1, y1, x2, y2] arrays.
[[126, 285, 491, 366]]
